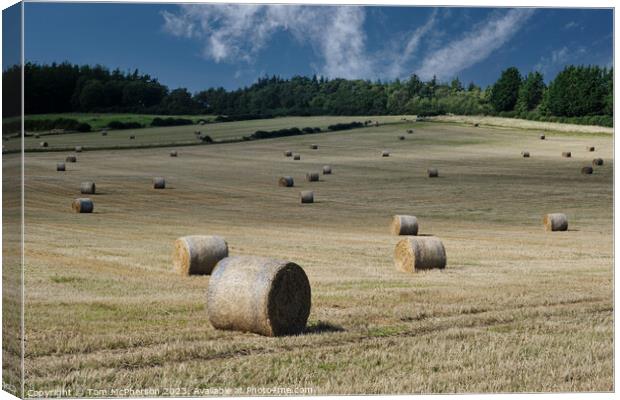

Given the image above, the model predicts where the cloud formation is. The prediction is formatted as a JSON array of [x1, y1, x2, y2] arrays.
[[415, 9, 535, 80]]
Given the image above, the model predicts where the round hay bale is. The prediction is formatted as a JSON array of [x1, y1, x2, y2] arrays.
[[293, 154, 301, 160], [521, 151, 530, 158], [593, 158, 604, 166], [207, 256, 311, 336], [427, 168, 438, 178], [543, 213, 568, 231], [40, 141, 48, 148], [390, 215, 418, 236], [129, 135, 135, 140], [173, 235, 228, 275], [587, 146, 595, 152], [539, 134, 545, 140], [399, 136, 405, 140], [66, 155, 77, 163], [194, 131, 201, 136], [72, 198, 93, 213], [310, 144, 318, 150], [407, 129, 413, 134], [153, 177, 166, 189], [394, 237, 446, 273], [581, 166, 593, 175], [278, 176, 294, 187], [382, 151, 390, 157], [474, 123, 479, 127], [562, 151, 571, 158], [322, 165, 332, 175], [80, 181, 96, 194], [56, 162, 65, 171], [300, 191, 314, 204], [101, 131, 108, 136], [284, 150, 293, 157], [306, 172, 319, 182], [170, 151, 178, 157], [75, 146, 83, 152]]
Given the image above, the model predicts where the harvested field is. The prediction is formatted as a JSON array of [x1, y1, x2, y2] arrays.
[[13, 119, 613, 394]]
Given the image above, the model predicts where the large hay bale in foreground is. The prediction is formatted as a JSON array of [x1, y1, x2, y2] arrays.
[[173, 235, 228, 275], [300, 191, 314, 204], [382, 151, 390, 157], [310, 144, 318, 150], [306, 172, 319, 182], [543, 213, 568, 231], [40, 141, 48, 148], [390, 215, 418, 236], [521, 151, 530, 158], [284, 150, 293, 157], [427, 168, 439, 178], [56, 162, 65, 171], [207, 256, 311, 336], [322, 165, 332, 175], [293, 154, 301, 160], [562, 151, 571, 158], [72, 198, 93, 213], [587, 146, 595, 152], [394, 237, 446, 273], [581, 166, 593, 175], [593, 158, 604, 166], [278, 176, 294, 187], [80, 181, 96, 194], [170, 151, 178, 157], [66, 155, 77, 163], [153, 177, 166, 189], [75, 146, 83, 152]]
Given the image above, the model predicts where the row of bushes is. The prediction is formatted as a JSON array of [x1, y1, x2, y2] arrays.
[[327, 121, 364, 131], [151, 117, 194, 127], [107, 121, 143, 130], [250, 127, 306, 139], [215, 114, 274, 123]]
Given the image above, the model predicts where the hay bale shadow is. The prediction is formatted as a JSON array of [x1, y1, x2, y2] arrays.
[[303, 321, 345, 335]]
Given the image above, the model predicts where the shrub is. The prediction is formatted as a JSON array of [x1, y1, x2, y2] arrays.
[[151, 117, 194, 127], [327, 122, 364, 131], [107, 121, 143, 130], [250, 127, 303, 139]]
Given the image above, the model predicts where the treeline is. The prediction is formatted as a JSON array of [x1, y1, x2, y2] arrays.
[[2, 62, 613, 127]]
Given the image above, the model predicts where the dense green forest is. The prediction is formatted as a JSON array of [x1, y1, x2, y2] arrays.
[[2, 62, 613, 126]]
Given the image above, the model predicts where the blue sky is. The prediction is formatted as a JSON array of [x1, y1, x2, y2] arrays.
[[22, 3, 612, 92]]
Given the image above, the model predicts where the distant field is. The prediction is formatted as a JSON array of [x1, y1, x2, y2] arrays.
[[4, 115, 408, 152], [14, 119, 612, 394]]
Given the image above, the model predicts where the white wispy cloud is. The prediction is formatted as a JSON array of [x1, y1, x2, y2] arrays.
[[534, 45, 587, 74], [564, 21, 579, 30], [415, 9, 535, 80]]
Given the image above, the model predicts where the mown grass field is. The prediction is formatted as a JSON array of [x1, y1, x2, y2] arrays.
[[11, 117, 613, 395], [4, 115, 404, 152]]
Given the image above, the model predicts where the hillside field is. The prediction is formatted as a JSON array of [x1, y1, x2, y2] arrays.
[[10, 117, 613, 394]]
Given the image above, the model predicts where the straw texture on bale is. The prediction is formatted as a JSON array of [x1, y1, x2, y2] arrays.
[[278, 176, 294, 187], [587, 146, 595, 151], [80, 181, 96, 194], [394, 237, 446, 273], [300, 191, 314, 204], [173, 235, 228, 276], [522, 151, 530, 158], [170, 151, 178, 157], [540, 134, 545, 140], [72, 198, 93, 213], [75, 146, 83, 152], [284, 150, 293, 157], [293, 154, 301, 160], [390, 215, 419, 236], [56, 163, 65, 171], [310, 144, 318, 150], [322, 165, 332, 175], [66, 155, 77, 163], [306, 172, 319, 182], [382, 151, 390, 157], [206, 256, 311, 336], [562, 152, 571, 158], [543, 213, 568, 231], [427, 168, 439, 177], [581, 166, 593, 175], [593, 158, 604, 166], [40, 142, 48, 147], [153, 177, 166, 189]]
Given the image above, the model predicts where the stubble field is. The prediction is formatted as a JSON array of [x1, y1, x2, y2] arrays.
[[12, 118, 613, 395]]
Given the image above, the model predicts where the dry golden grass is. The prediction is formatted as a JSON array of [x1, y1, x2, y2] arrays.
[[10, 120, 613, 395]]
